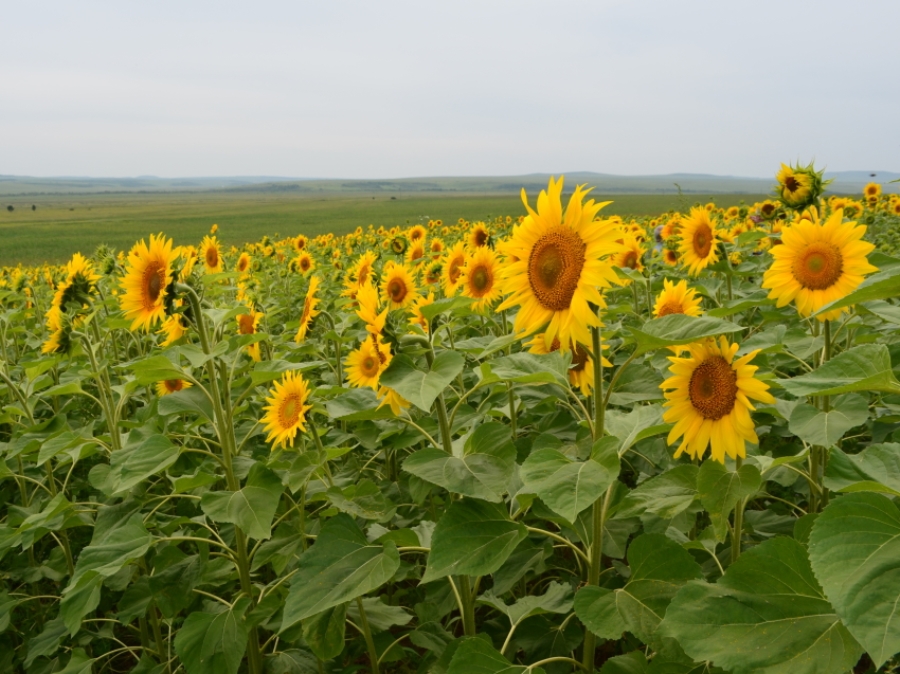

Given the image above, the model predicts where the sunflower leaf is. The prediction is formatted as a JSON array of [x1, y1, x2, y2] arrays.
[[520, 448, 619, 523], [379, 351, 465, 412], [787, 394, 869, 447], [812, 264, 900, 317], [630, 315, 743, 356], [824, 443, 900, 496], [779, 344, 900, 397], [697, 460, 761, 541], [201, 463, 284, 540]]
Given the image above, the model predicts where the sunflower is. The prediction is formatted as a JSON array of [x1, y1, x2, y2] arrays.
[[527, 333, 611, 397], [377, 385, 411, 416], [236, 252, 252, 275], [424, 260, 443, 286], [179, 246, 198, 281], [120, 233, 178, 332], [408, 225, 427, 243], [678, 207, 720, 276], [52, 253, 101, 311], [441, 241, 467, 296], [662, 248, 679, 266], [356, 280, 387, 335], [381, 262, 420, 310], [662, 336, 774, 463], [776, 163, 814, 207], [294, 235, 308, 253], [350, 251, 378, 288], [157, 313, 187, 347], [237, 306, 264, 361], [460, 247, 501, 311], [429, 238, 445, 258], [390, 236, 408, 255], [295, 276, 321, 342], [612, 233, 645, 282], [497, 176, 622, 352], [200, 235, 222, 274], [345, 334, 392, 389], [468, 223, 490, 249], [653, 279, 703, 318], [261, 370, 312, 449], [156, 378, 193, 396], [410, 291, 436, 333], [761, 208, 877, 322], [864, 183, 881, 200], [406, 241, 427, 265], [296, 252, 315, 275], [210, 223, 218, 234]]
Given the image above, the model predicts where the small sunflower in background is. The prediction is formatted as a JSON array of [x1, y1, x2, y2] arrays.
[[120, 233, 178, 331], [200, 235, 222, 274], [345, 334, 392, 390], [236, 252, 252, 275], [762, 208, 877, 322], [662, 248, 679, 266], [612, 232, 646, 283], [864, 182, 881, 204], [467, 222, 490, 249], [295, 276, 321, 342], [407, 224, 427, 243], [237, 306, 264, 361], [406, 240, 427, 265], [389, 236, 408, 255], [156, 378, 193, 397], [262, 370, 312, 449], [678, 207, 720, 276], [294, 235, 308, 252], [296, 252, 315, 275], [381, 262, 420, 310], [653, 279, 703, 318], [662, 336, 774, 463], [441, 242, 467, 297], [460, 247, 501, 311]]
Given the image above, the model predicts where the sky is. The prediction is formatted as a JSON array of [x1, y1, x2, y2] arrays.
[[2, 0, 898, 179]]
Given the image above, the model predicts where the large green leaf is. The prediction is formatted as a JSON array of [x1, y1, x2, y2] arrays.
[[59, 572, 102, 635], [302, 604, 346, 660], [630, 315, 743, 356], [573, 586, 626, 640], [520, 446, 619, 524], [280, 514, 400, 630], [779, 344, 900, 397], [478, 580, 572, 627], [812, 264, 900, 316], [104, 434, 180, 496], [697, 460, 761, 541], [824, 443, 900, 497], [68, 512, 152, 587], [174, 599, 250, 674], [659, 537, 862, 674], [403, 422, 516, 502], [422, 499, 527, 583], [614, 465, 699, 520], [57, 649, 95, 674], [605, 405, 671, 455], [809, 493, 900, 667], [485, 351, 569, 386], [445, 637, 530, 674], [788, 394, 869, 448], [325, 478, 395, 521], [379, 351, 465, 412], [201, 463, 284, 540]]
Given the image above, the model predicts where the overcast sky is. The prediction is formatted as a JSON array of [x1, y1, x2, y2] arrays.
[[2, 1, 898, 179]]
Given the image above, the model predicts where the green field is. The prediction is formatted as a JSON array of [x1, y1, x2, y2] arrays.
[[0, 191, 768, 266]]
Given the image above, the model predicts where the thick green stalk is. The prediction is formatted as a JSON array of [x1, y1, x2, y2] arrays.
[[731, 456, 744, 564], [355, 596, 381, 674], [457, 575, 477, 637]]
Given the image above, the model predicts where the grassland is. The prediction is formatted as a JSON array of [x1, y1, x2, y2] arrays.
[[0, 190, 769, 265]]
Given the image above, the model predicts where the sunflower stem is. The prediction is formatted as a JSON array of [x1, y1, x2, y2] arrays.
[[457, 575, 477, 637], [731, 456, 745, 565], [425, 347, 455, 454], [355, 596, 381, 674]]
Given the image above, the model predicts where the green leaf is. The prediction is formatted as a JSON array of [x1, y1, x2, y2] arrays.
[[105, 434, 180, 496], [659, 537, 862, 674], [478, 580, 572, 627], [420, 295, 475, 321], [150, 555, 203, 619], [630, 315, 743, 356], [280, 514, 400, 630], [788, 394, 869, 447], [809, 493, 900, 667], [697, 460, 761, 541], [201, 463, 284, 540], [325, 478, 396, 521], [614, 465, 699, 520], [779, 344, 900, 397], [129, 355, 189, 385], [68, 512, 152, 587], [60, 572, 102, 635], [379, 351, 465, 412], [707, 290, 774, 317], [174, 599, 250, 674], [403, 423, 516, 502], [824, 443, 900, 496], [486, 351, 569, 386], [157, 386, 215, 422], [446, 637, 529, 674], [813, 264, 900, 316], [574, 586, 627, 640], [57, 648, 96, 674], [265, 650, 319, 674], [302, 604, 346, 660], [520, 448, 619, 523], [605, 405, 671, 455], [422, 500, 527, 583], [25, 617, 68, 667], [325, 388, 395, 421], [600, 651, 649, 674], [347, 596, 412, 632]]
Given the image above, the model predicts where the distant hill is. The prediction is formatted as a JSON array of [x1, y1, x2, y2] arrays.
[[0, 171, 896, 197]]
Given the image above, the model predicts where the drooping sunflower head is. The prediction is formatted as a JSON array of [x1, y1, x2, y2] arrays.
[[653, 278, 703, 318], [200, 236, 222, 274], [677, 207, 720, 276], [295, 276, 321, 342], [381, 262, 420, 310], [424, 260, 443, 286], [262, 370, 312, 449], [120, 233, 178, 332], [156, 378, 193, 397], [662, 336, 775, 463], [761, 208, 878, 322], [52, 252, 101, 311], [460, 247, 501, 312], [497, 176, 622, 352], [345, 334, 392, 390], [441, 242, 468, 297]]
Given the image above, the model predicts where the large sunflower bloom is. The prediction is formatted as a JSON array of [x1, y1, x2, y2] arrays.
[[120, 233, 177, 331], [295, 276, 321, 342], [662, 336, 774, 463], [200, 235, 222, 274], [678, 207, 720, 276], [345, 334, 392, 390], [460, 247, 502, 312], [761, 208, 877, 322], [653, 279, 703, 318], [381, 262, 420, 310], [497, 176, 622, 352], [261, 370, 312, 449]]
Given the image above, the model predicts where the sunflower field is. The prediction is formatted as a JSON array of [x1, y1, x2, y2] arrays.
[[2, 166, 900, 674]]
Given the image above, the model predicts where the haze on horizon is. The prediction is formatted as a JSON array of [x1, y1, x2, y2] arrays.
[[2, 0, 898, 180]]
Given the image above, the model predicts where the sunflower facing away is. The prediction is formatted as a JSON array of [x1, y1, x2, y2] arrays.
[[120, 233, 178, 331], [761, 208, 877, 322], [345, 334, 392, 390], [381, 262, 420, 310], [678, 207, 720, 276], [200, 235, 222, 274], [262, 370, 312, 449], [497, 176, 622, 352], [156, 378, 193, 397], [460, 247, 502, 311], [653, 279, 703, 318], [355, 280, 387, 335], [157, 313, 187, 347], [295, 276, 321, 342], [662, 336, 774, 463]]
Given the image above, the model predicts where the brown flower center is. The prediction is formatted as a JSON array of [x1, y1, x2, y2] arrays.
[[692, 224, 712, 258], [164, 379, 184, 393], [143, 262, 164, 306], [657, 301, 684, 317], [527, 227, 586, 311], [474, 228, 488, 247], [689, 356, 738, 420], [448, 257, 463, 283], [205, 246, 218, 268], [362, 356, 379, 376], [621, 251, 638, 269], [387, 278, 407, 303], [238, 313, 255, 335], [571, 343, 589, 372], [469, 265, 492, 295], [784, 176, 800, 193], [279, 394, 301, 428], [792, 241, 844, 290]]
